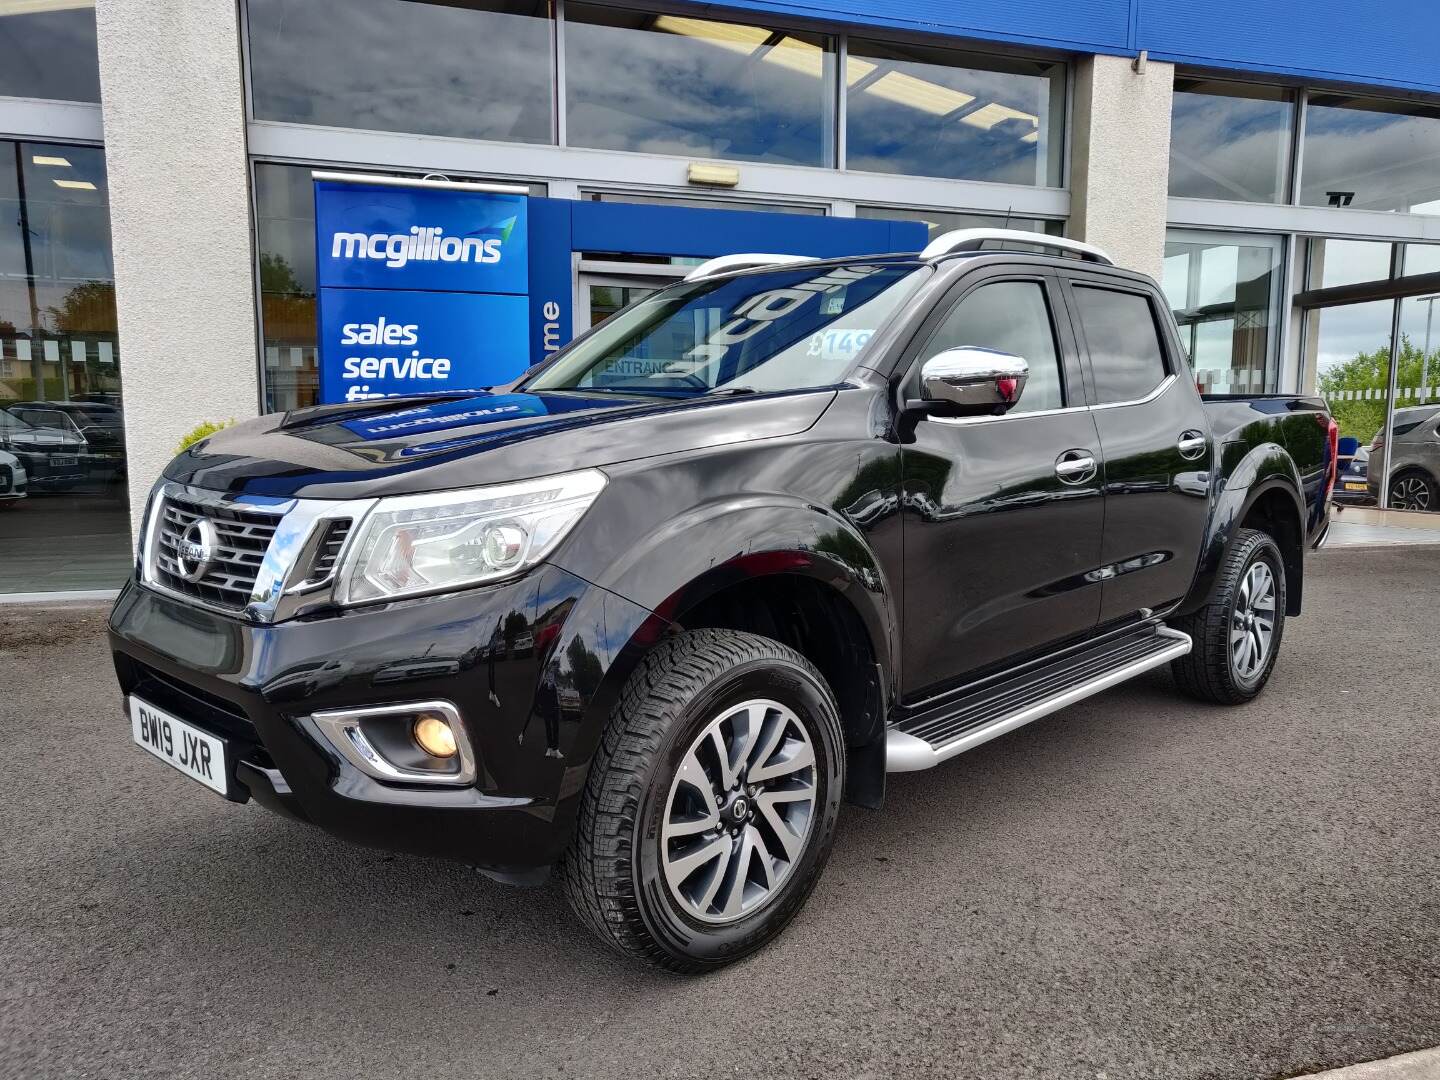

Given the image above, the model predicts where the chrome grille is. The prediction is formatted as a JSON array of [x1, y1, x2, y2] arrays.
[[152, 494, 282, 611], [304, 518, 352, 585]]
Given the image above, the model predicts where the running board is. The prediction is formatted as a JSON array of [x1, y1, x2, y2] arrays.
[[886, 626, 1192, 772]]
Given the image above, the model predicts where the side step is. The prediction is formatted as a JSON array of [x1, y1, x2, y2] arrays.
[[886, 625, 1192, 772]]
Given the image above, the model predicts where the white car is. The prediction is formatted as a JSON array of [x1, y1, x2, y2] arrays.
[[0, 448, 27, 507]]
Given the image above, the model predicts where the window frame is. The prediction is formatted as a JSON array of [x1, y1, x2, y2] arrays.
[[1059, 275, 1178, 409], [892, 263, 1086, 422]]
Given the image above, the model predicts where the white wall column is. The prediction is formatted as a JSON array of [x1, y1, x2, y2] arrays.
[[95, 0, 260, 537], [1069, 54, 1174, 280]]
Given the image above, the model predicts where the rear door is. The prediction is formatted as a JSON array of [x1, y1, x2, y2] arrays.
[[1060, 275, 1213, 624], [897, 266, 1106, 701]]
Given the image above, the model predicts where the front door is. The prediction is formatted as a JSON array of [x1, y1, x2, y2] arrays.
[[898, 269, 1106, 702]]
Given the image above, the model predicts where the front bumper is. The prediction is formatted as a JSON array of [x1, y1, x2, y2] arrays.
[[108, 566, 660, 874]]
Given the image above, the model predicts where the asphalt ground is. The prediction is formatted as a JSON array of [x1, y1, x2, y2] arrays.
[[2, 545, 1438, 1080]]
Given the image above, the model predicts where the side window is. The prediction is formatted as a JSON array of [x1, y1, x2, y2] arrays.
[[919, 280, 1065, 414], [1071, 286, 1169, 404]]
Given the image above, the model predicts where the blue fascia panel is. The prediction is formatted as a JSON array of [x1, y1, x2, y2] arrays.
[[705, 0, 1440, 97], [1137, 0, 1440, 96], [698, 0, 1133, 54], [571, 200, 927, 259]]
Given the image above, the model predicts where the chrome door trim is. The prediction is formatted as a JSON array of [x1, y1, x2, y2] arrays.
[[1089, 373, 1178, 411], [928, 403, 1092, 427]]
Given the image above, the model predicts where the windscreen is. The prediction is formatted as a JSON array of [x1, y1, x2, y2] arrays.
[[526, 262, 927, 397]]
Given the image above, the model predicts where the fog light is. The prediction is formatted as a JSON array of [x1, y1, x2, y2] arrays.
[[414, 713, 458, 758]]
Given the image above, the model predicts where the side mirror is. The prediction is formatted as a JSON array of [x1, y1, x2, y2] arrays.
[[916, 347, 1029, 416]]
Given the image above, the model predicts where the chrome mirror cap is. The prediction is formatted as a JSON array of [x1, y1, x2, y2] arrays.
[[919, 346, 1029, 414]]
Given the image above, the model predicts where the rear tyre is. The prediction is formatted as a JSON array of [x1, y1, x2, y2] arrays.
[[562, 628, 845, 973], [1388, 469, 1437, 512], [1170, 528, 1286, 705]]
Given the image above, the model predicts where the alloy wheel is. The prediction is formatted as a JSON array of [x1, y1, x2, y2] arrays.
[[1231, 560, 1277, 681], [660, 699, 818, 924], [1390, 476, 1433, 512]]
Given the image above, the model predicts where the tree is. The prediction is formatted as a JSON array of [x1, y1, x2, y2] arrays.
[[46, 280, 116, 335], [1319, 334, 1440, 444]]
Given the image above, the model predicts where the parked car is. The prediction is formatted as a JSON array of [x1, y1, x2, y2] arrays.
[[1332, 442, 1372, 505], [0, 448, 27, 507], [9, 400, 126, 478], [109, 230, 1334, 971], [0, 407, 87, 489], [1367, 404, 1440, 511]]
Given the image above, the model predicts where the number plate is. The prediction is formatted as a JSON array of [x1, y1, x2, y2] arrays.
[[129, 696, 230, 797], [50, 455, 77, 467], [1343, 482, 1367, 492]]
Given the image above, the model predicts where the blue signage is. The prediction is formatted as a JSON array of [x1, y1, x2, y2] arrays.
[[318, 288, 530, 403], [314, 176, 929, 405], [315, 179, 532, 403]]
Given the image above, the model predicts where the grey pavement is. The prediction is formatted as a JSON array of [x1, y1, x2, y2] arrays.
[[2, 545, 1439, 1080]]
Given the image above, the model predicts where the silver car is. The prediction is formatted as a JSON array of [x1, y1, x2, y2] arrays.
[[1368, 404, 1440, 512]]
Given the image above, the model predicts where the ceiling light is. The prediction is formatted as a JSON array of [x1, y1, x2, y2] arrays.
[[761, 37, 825, 79], [32, 154, 72, 167], [845, 57, 878, 85], [960, 102, 1040, 132], [864, 71, 975, 116], [652, 14, 769, 56], [52, 179, 96, 190]]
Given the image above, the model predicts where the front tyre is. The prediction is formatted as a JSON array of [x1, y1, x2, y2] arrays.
[[562, 628, 845, 972], [1170, 527, 1286, 705]]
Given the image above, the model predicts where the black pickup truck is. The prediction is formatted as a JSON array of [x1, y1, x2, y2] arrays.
[[109, 230, 1336, 971]]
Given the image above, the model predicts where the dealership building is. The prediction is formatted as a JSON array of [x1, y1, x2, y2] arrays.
[[2, 0, 1440, 598]]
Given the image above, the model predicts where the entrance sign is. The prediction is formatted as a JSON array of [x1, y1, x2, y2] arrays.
[[315, 174, 531, 403]]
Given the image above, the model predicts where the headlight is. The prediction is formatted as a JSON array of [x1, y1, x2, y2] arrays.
[[335, 469, 607, 605]]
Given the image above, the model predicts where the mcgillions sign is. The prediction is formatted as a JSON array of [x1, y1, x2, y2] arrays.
[[314, 176, 532, 403], [330, 228, 505, 268]]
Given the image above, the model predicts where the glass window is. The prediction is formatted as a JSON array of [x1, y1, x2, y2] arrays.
[[845, 39, 1063, 186], [1163, 230, 1282, 393], [0, 2, 99, 103], [919, 281, 1064, 413], [1306, 238, 1394, 290], [1072, 287, 1168, 403], [1301, 94, 1440, 214], [1168, 79, 1293, 203], [0, 139, 127, 594], [1311, 300, 1395, 446], [246, 0, 554, 144], [526, 262, 925, 395], [856, 206, 1063, 243], [564, 6, 834, 167], [1402, 243, 1440, 278], [254, 163, 320, 415]]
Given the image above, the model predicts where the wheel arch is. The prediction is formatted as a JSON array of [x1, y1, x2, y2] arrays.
[[665, 565, 891, 810], [1180, 444, 1306, 618], [550, 497, 899, 841]]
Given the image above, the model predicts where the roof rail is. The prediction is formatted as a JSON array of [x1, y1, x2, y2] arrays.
[[683, 253, 812, 281], [920, 228, 1113, 266]]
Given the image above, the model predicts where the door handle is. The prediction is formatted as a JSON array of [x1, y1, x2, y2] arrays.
[[1177, 430, 1208, 460], [1054, 450, 1097, 484]]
